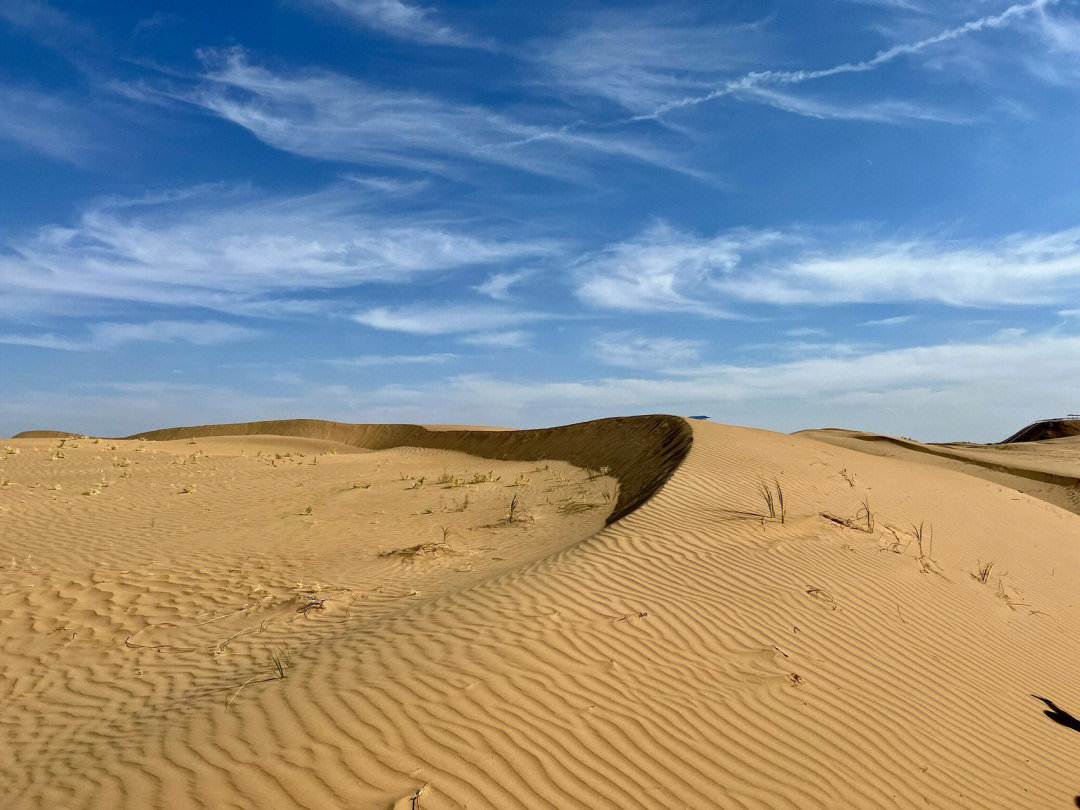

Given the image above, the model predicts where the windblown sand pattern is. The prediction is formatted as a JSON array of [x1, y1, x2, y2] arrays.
[[2, 416, 1079, 808]]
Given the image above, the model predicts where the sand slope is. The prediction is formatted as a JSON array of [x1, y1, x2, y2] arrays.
[[800, 428, 1080, 515], [3, 416, 1080, 808]]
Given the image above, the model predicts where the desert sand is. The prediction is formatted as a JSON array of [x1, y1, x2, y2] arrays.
[[2, 415, 1079, 809]]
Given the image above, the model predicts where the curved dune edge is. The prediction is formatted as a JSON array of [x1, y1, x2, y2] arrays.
[[125, 415, 693, 524]]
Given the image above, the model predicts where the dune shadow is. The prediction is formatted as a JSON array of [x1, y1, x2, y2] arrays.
[[1032, 695, 1080, 734]]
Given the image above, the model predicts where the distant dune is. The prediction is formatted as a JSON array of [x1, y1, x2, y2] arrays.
[[799, 427, 1080, 515], [1001, 417, 1080, 443], [3, 415, 1080, 809]]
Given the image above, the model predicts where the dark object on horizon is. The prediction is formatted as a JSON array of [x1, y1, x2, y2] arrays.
[[688, 415, 711, 421], [1001, 414, 1080, 443]]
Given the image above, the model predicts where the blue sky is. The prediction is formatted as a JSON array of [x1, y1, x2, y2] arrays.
[[2, 0, 1080, 440]]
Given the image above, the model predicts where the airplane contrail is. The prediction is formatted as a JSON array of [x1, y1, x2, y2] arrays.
[[633, 0, 1061, 121]]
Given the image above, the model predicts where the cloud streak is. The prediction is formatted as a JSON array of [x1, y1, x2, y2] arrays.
[[1, 183, 557, 314], [300, 0, 480, 47], [172, 48, 681, 180], [635, 0, 1061, 120], [354, 304, 550, 335], [0, 320, 259, 350], [574, 221, 1080, 311]]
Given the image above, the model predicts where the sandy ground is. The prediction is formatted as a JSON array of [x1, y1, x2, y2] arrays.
[[2, 416, 1080, 809]]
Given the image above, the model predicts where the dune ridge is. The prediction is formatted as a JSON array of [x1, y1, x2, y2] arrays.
[[125, 416, 693, 524]]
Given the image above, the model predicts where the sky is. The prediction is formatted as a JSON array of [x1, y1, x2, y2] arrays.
[[2, 0, 1080, 441]]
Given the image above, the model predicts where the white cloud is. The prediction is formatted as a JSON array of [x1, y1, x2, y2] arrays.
[[171, 48, 677, 181], [575, 221, 1080, 311], [0, 85, 99, 162], [320, 353, 458, 367], [732, 85, 974, 124], [535, 11, 772, 115], [574, 221, 766, 314], [459, 330, 532, 348], [301, 0, 479, 47], [862, 316, 914, 329], [473, 270, 531, 301], [0, 183, 556, 314], [0, 320, 259, 351], [593, 332, 705, 370], [353, 304, 548, 335]]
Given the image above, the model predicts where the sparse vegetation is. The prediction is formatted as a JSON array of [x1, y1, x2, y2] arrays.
[[502, 493, 526, 524], [226, 646, 292, 710], [759, 479, 786, 523], [856, 497, 874, 533], [972, 560, 995, 584], [911, 521, 936, 572]]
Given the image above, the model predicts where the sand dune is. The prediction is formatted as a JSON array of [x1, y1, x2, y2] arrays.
[[799, 428, 1080, 516], [1002, 417, 1080, 443], [3, 416, 1080, 808]]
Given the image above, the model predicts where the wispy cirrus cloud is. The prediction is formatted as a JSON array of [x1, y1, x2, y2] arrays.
[[473, 270, 532, 301], [299, 0, 481, 47], [0, 182, 557, 314], [534, 10, 774, 115], [573, 221, 775, 314], [574, 221, 1080, 312], [592, 332, 705, 369], [0, 320, 259, 351], [459, 330, 532, 348], [731, 85, 974, 124], [0, 0, 94, 48], [861, 315, 917, 326], [165, 47, 682, 181], [354, 304, 549, 335], [0, 84, 100, 162]]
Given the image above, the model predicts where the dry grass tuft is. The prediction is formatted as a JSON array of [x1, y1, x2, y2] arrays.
[[759, 479, 786, 523], [502, 493, 528, 524], [971, 560, 995, 584], [226, 646, 292, 710]]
